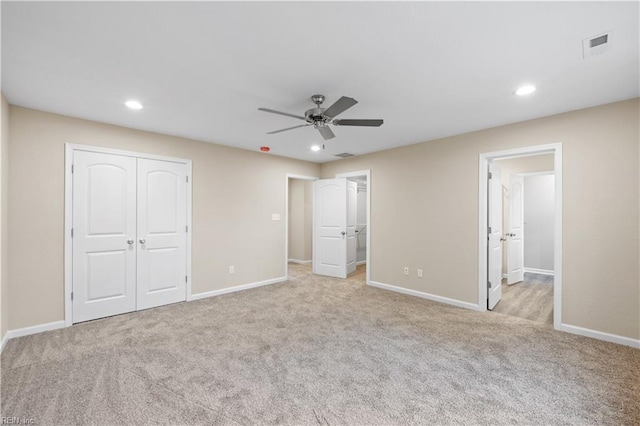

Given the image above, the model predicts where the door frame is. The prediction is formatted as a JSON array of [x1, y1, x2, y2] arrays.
[[284, 173, 318, 279], [64, 143, 193, 327], [335, 170, 371, 284], [478, 143, 562, 330]]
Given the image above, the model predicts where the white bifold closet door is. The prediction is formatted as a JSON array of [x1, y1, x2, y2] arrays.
[[72, 151, 188, 323]]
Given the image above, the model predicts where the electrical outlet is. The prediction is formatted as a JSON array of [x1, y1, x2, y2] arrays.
[[403, 267, 409, 276], [417, 269, 423, 278], [229, 266, 235, 274]]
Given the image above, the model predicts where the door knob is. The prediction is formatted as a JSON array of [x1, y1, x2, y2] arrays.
[[127, 239, 134, 245], [341, 231, 346, 236], [139, 239, 146, 244]]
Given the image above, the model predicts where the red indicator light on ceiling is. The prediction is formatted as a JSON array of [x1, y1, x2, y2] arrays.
[[260, 146, 270, 152]]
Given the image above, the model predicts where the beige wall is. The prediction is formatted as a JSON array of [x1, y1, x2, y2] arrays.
[[8, 106, 320, 330], [1, 94, 9, 341], [5, 99, 639, 341], [288, 179, 313, 262], [496, 154, 555, 275], [320, 98, 640, 340]]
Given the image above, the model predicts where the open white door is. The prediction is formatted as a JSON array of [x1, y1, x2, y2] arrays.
[[487, 163, 503, 310], [72, 151, 137, 323], [507, 175, 525, 284], [137, 159, 188, 310], [346, 180, 357, 275], [313, 178, 353, 278]]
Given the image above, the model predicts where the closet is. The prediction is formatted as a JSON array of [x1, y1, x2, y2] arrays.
[[70, 148, 190, 323]]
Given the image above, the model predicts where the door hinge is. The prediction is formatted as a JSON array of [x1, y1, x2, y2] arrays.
[[71, 228, 74, 238], [186, 176, 189, 183], [488, 171, 492, 179], [487, 281, 491, 289], [71, 291, 74, 301], [185, 275, 188, 283], [488, 226, 492, 234], [186, 225, 188, 233], [71, 164, 74, 174]]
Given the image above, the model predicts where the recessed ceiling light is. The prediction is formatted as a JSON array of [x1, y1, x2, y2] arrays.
[[515, 85, 536, 96], [125, 100, 143, 110], [310, 145, 321, 152]]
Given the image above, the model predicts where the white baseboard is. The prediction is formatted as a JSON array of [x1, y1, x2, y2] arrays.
[[6, 320, 66, 340], [288, 259, 312, 265], [189, 276, 286, 301], [524, 267, 554, 276], [356, 260, 366, 266], [560, 323, 639, 349], [1, 332, 8, 353], [368, 280, 479, 311], [502, 273, 508, 279]]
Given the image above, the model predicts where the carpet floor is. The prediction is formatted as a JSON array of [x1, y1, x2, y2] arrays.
[[1, 264, 639, 425]]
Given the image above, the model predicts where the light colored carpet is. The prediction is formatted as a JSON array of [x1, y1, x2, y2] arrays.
[[492, 273, 554, 325], [2, 263, 639, 425]]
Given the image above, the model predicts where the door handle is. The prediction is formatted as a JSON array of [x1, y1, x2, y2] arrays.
[[139, 239, 146, 244], [127, 239, 134, 245], [341, 231, 346, 238]]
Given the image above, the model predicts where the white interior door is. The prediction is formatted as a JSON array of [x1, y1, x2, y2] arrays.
[[507, 175, 525, 284], [314, 178, 347, 278], [346, 180, 357, 275], [72, 151, 137, 323], [137, 159, 188, 310], [488, 163, 503, 310]]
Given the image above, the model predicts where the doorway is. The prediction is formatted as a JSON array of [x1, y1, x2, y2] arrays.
[[285, 170, 370, 285], [286, 174, 316, 280], [334, 170, 370, 285], [478, 144, 562, 330], [491, 156, 555, 325]]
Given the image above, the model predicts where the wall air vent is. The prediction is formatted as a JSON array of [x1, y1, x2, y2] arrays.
[[335, 153, 356, 158], [583, 31, 613, 58]]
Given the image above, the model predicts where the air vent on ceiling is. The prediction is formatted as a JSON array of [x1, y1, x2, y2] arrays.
[[335, 152, 356, 158], [583, 31, 613, 58]]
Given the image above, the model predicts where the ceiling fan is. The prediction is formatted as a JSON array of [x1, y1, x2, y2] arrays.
[[258, 94, 383, 140]]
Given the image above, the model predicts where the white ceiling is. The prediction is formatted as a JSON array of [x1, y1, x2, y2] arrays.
[[2, 2, 638, 163]]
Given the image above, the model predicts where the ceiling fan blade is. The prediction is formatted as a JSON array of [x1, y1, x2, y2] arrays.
[[267, 124, 310, 135], [317, 126, 335, 140], [322, 96, 358, 119], [258, 108, 306, 121], [333, 119, 384, 127]]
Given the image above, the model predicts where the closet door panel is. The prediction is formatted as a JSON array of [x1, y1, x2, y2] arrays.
[[137, 159, 188, 310], [72, 151, 137, 323]]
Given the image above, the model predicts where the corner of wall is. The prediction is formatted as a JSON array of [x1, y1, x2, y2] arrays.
[[1, 93, 10, 348]]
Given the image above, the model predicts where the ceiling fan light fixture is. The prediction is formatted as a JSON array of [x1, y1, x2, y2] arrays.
[[515, 85, 536, 96]]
